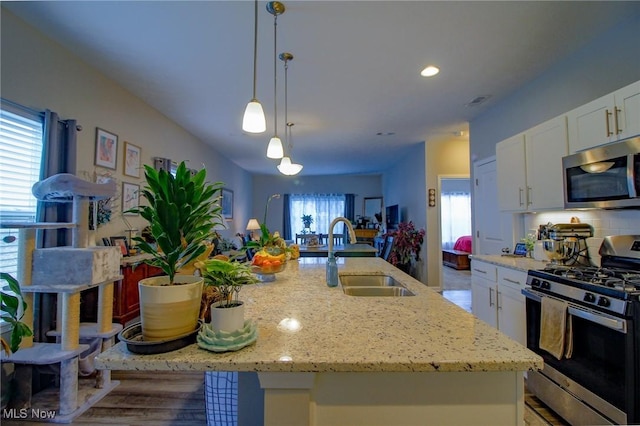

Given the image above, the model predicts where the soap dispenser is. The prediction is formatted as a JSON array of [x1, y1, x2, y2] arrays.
[[326, 253, 339, 287]]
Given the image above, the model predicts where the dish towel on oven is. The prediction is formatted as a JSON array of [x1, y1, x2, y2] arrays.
[[539, 297, 572, 360]]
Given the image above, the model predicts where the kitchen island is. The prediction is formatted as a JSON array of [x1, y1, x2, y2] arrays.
[[96, 257, 542, 425]]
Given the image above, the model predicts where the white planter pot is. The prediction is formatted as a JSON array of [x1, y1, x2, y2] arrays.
[[210, 301, 245, 332], [138, 275, 203, 341]]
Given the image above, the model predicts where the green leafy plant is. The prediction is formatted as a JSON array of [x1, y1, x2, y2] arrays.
[[301, 214, 313, 229], [196, 259, 258, 308], [129, 162, 224, 285], [1, 273, 33, 354], [521, 233, 537, 255]]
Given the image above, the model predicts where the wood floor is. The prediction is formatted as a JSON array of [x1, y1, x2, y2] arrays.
[[3, 370, 569, 425]]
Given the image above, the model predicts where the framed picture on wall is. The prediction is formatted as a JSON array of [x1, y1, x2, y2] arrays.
[[95, 127, 118, 169], [123, 141, 141, 177], [110, 236, 129, 256], [122, 182, 139, 215], [221, 188, 233, 220]]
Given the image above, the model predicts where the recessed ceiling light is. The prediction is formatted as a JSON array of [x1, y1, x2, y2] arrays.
[[420, 65, 440, 77]]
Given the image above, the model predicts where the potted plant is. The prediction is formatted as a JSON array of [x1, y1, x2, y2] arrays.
[[129, 162, 224, 341], [1, 273, 33, 355], [196, 258, 258, 332], [385, 221, 426, 274], [301, 214, 313, 232]]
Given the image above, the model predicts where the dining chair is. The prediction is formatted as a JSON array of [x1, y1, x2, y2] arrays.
[[381, 236, 394, 261], [332, 234, 344, 246]]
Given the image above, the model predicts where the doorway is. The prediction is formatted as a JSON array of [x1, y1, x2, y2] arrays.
[[438, 176, 472, 300]]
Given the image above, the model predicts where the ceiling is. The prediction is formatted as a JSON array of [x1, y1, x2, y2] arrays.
[[4, 1, 639, 176]]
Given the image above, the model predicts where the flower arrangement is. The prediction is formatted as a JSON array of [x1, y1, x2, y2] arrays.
[[385, 221, 426, 267]]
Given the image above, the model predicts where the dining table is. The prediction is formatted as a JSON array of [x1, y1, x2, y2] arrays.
[[297, 243, 378, 257]]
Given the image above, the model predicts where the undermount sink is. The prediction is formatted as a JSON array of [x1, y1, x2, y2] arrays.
[[342, 286, 415, 297], [339, 274, 415, 297], [339, 274, 402, 287]]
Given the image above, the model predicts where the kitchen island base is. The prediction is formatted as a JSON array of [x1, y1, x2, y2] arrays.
[[257, 371, 525, 426]]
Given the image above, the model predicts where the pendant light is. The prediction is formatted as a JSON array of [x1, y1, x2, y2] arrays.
[[266, 1, 285, 159], [277, 52, 303, 176], [278, 122, 303, 175], [242, 0, 266, 133]]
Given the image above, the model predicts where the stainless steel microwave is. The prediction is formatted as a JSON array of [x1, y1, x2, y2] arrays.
[[563, 136, 640, 209]]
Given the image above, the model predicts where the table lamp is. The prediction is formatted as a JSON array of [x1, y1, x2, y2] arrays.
[[246, 218, 261, 240]]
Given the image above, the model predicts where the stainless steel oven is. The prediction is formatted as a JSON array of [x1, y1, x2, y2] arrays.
[[523, 235, 640, 425]]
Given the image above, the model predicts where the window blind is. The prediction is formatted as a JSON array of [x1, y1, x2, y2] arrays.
[[0, 106, 43, 276]]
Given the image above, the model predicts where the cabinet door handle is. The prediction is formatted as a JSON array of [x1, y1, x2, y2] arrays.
[[489, 288, 495, 307], [605, 109, 613, 136], [503, 278, 521, 285], [526, 186, 532, 206], [473, 268, 487, 274], [497, 291, 502, 310], [519, 188, 524, 206], [614, 107, 622, 134]]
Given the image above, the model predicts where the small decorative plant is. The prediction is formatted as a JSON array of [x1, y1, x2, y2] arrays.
[[385, 221, 426, 267], [196, 258, 258, 308], [521, 233, 537, 257], [1, 273, 33, 354], [301, 214, 313, 230], [129, 162, 224, 285]]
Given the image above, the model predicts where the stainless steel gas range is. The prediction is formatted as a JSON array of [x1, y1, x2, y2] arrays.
[[522, 235, 640, 425]]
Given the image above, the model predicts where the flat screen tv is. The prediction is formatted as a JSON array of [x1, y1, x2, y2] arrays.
[[385, 204, 399, 230]]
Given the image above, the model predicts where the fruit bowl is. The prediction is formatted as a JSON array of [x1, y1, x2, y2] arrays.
[[250, 262, 286, 275]]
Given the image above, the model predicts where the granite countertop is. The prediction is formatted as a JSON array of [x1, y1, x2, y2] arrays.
[[96, 257, 542, 373], [470, 254, 549, 272]]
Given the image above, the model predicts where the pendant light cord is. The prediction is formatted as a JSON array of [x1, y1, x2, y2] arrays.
[[284, 58, 289, 152], [252, 0, 258, 100], [273, 13, 279, 137]]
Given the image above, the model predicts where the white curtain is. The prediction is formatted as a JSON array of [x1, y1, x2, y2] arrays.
[[441, 192, 471, 249], [289, 194, 345, 236]]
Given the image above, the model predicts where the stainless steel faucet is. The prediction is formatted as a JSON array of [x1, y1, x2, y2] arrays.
[[326, 217, 357, 287]]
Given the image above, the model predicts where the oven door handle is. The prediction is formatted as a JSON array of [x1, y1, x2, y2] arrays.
[[522, 288, 627, 333]]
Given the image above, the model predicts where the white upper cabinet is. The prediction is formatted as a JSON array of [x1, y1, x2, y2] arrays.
[[524, 115, 568, 210], [497, 133, 527, 211], [497, 115, 568, 211], [568, 80, 640, 153]]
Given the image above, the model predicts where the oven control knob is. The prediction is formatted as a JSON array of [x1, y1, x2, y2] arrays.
[[583, 293, 596, 303], [540, 281, 551, 290], [597, 296, 610, 307], [531, 278, 540, 287]]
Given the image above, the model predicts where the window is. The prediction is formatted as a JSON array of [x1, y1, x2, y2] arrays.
[[289, 194, 346, 236], [440, 191, 471, 250], [0, 103, 44, 278]]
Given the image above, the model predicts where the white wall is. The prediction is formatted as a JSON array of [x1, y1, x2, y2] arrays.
[[251, 174, 382, 235], [469, 14, 640, 162], [382, 142, 429, 283], [469, 13, 640, 253], [426, 139, 470, 288], [1, 9, 252, 241]]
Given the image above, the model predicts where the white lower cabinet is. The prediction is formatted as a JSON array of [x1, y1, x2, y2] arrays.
[[471, 260, 527, 345]]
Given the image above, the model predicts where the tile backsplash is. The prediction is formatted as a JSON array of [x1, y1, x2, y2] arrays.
[[523, 209, 640, 239]]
